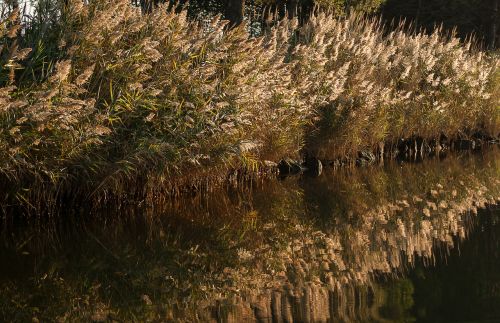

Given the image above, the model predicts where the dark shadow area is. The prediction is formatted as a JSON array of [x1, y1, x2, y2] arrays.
[[382, 0, 499, 49], [409, 207, 500, 322]]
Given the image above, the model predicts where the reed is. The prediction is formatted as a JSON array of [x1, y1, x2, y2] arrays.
[[0, 0, 498, 208]]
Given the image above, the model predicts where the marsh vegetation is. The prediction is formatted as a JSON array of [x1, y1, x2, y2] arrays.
[[0, 0, 498, 208], [0, 2, 499, 321]]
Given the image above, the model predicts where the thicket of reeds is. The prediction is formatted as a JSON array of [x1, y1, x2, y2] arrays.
[[0, 0, 498, 206]]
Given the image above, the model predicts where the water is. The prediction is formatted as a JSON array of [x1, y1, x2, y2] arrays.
[[1, 149, 499, 322]]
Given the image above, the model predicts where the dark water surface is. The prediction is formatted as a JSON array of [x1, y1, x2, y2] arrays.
[[1, 149, 500, 322]]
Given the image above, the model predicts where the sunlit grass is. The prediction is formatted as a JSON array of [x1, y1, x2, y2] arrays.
[[0, 0, 498, 207]]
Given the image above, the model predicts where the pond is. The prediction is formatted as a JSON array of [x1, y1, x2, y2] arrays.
[[1, 148, 499, 322]]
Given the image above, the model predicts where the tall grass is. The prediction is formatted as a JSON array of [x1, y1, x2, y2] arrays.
[[295, 15, 499, 157], [0, 0, 498, 205]]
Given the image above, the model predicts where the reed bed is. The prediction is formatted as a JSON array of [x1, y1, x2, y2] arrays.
[[0, 0, 498, 207]]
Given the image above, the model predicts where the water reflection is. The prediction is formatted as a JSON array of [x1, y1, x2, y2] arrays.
[[0, 149, 499, 322]]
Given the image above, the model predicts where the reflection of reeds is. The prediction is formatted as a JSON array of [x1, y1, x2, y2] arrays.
[[0, 1, 499, 209], [1, 150, 499, 321]]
